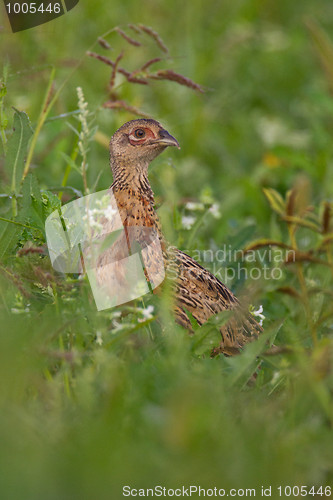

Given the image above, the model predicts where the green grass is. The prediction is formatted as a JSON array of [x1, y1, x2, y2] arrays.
[[1, 1, 333, 498]]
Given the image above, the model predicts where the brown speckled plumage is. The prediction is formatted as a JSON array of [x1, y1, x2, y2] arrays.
[[97, 119, 262, 354]]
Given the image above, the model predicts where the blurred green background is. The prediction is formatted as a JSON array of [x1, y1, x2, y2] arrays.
[[1, 0, 333, 498]]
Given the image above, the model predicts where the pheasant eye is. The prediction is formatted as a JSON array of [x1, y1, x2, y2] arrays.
[[134, 128, 145, 139]]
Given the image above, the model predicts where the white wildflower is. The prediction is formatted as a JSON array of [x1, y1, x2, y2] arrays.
[[185, 201, 204, 211], [82, 209, 103, 231], [251, 304, 265, 326], [138, 305, 154, 322], [111, 320, 133, 333], [95, 195, 111, 208], [104, 205, 117, 221], [77, 86, 89, 146], [11, 307, 30, 314], [182, 215, 196, 230], [112, 320, 123, 332], [209, 203, 221, 219], [96, 331, 103, 346], [76, 86, 94, 193], [111, 310, 122, 319]]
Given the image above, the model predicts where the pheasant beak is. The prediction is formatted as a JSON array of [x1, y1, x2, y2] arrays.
[[154, 129, 180, 149]]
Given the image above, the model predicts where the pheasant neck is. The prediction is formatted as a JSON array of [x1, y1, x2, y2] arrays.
[[110, 157, 154, 203]]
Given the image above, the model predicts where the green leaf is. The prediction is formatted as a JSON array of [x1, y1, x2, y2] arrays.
[[60, 152, 81, 174], [191, 309, 233, 355], [0, 219, 22, 259], [263, 188, 286, 216], [48, 186, 83, 198], [191, 323, 221, 356], [0, 81, 7, 99], [41, 190, 62, 219], [20, 174, 45, 233], [225, 324, 282, 389], [282, 215, 321, 233], [5, 109, 33, 195]]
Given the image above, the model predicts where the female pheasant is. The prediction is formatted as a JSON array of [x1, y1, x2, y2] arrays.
[[94, 118, 262, 355]]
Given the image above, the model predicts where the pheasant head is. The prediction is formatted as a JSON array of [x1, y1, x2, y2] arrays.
[[109, 119, 179, 192]]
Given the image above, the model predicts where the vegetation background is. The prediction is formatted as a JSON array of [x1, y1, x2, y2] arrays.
[[1, 0, 333, 497]]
